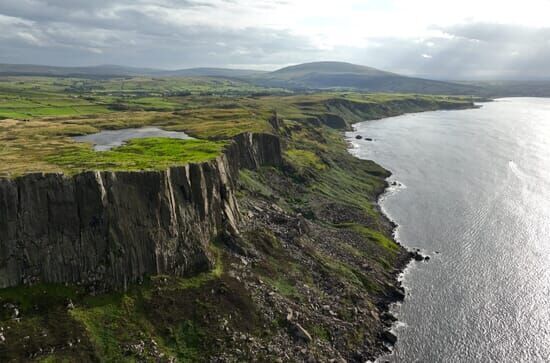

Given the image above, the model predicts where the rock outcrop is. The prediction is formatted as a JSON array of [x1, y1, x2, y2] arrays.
[[0, 132, 282, 290]]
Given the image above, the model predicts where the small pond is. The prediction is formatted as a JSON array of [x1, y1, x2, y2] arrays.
[[73, 127, 193, 151]]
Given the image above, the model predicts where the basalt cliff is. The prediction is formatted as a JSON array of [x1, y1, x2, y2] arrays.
[[0, 133, 282, 290]]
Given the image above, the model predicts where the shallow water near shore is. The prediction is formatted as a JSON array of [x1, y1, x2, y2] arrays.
[[74, 127, 192, 151], [348, 98, 550, 362]]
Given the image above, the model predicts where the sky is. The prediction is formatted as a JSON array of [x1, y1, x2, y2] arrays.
[[0, 0, 549, 79]]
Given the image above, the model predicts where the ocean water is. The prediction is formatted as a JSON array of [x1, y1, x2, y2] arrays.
[[73, 127, 192, 151], [347, 98, 550, 362]]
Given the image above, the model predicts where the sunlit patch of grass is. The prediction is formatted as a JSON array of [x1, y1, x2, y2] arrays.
[[338, 223, 399, 253], [284, 149, 327, 172], [46, 137, 227, 174]]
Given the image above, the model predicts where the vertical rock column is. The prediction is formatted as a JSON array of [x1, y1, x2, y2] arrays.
[[0, 132, 282, 290]]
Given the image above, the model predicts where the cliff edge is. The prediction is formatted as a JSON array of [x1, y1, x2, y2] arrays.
[[0, 133, 282, 290]]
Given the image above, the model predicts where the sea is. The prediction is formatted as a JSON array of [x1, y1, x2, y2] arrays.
[[347, 98, 550, 362]]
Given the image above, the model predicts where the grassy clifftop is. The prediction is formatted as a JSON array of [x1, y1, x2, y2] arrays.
[[0, 76, 475, 177], [45, 138, 227, 175]]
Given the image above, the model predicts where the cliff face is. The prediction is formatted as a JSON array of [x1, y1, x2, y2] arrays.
[[0, 132, 282, 290]]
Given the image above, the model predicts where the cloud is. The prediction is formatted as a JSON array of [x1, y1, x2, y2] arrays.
[[0, 1, 549, 79], [0, 1, 325, 69], [348, 23, 550, 80], [438, 23, 550, 44], [427, 23, 550, 79]]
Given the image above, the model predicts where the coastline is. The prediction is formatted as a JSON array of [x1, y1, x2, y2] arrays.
[[344, 104, 481, 358], [356, 149, 421, 355], [341, 97, 550, 362], [0, 96, 480, 362]]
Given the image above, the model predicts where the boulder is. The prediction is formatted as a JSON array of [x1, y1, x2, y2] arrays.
[[381, 330, 397, 345], [290, 323, 312, 343], [412, 252, 424, 261], [381, 311, 398, 323]]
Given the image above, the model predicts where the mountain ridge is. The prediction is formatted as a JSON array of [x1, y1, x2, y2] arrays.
[[269, 61, 395, 77], [0, 63, 264, 78], [0, 61, 498, 95], [251, 61, 481, 94]]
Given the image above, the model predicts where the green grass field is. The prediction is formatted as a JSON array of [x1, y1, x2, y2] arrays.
[[47, 138, 227, 174], [0, 76, 289, 119], [0, 75, 476, 177]]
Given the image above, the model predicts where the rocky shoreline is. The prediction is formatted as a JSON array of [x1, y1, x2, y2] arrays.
[[345, 107, 475, 360], [369, 170, 430, 356]]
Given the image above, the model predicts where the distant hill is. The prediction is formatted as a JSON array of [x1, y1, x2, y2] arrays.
[[4, 61, 550, 96], [158, 68, 266, 78], [269, 61, 393, 79], [0, 64, 264, 79], [0, 64, 159, 77], [253, 61, 481, 95]]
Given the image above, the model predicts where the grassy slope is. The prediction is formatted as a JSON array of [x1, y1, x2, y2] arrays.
[[0, 76, 475, 361]]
